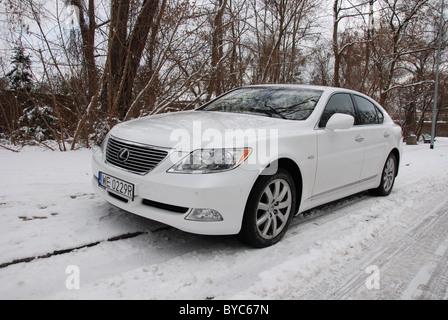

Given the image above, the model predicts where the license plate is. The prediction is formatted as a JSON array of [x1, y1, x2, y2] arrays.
[[99, 172, 134, 201]]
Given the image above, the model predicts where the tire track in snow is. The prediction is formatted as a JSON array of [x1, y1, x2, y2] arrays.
[[400, 223, 448, 299], [0, 231, 151, 269], [0, 191, 369, 270], [327, 198, 448, 299]]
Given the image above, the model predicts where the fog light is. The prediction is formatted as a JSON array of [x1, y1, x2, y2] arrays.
[[186, 209, 223, 222]]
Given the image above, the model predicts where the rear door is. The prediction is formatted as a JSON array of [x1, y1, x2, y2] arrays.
[[312, 93, 365, 199], [353, 95, 389, 182]]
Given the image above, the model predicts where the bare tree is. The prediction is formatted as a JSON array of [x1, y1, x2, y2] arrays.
[[67, 0, 99, 99], [1, 0, 446, 150], [332, 0, 372, 87], [248, 0, 316, 84], [206, 0, 228, 101], [372, 0, 430, 107], [102, 0, 161, 122]]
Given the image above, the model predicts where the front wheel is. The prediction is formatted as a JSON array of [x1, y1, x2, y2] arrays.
[[239, 169, 296, 248], [371, 153, 397, 196]]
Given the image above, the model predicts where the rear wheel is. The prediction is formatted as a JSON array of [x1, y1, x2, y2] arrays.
[[371, 153, 397, 196], [239, 169, 296, 248]]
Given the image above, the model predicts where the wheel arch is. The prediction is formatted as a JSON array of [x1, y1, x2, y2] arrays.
[[389, 148, 400, 177], [257, 158, 303, 214], [239, 157, 303, 247]]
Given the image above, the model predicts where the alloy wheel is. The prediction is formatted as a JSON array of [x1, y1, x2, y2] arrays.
[[383, 157, 396, 192], [256, 179, 292, 240]]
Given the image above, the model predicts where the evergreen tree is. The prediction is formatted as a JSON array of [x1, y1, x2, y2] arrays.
[[19, 105, 59, 141], [6, 45, 33, 92], [6, 45, 57, 141]]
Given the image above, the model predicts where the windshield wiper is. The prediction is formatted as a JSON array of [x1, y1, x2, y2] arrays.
[[287, 98, 318, 110]]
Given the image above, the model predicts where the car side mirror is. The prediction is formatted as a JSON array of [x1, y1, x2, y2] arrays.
[[325, 113, 354, 131]]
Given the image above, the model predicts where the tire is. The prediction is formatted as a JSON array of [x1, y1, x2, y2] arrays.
[[239, 169, 296, 248], [371, 153, 397, 197]]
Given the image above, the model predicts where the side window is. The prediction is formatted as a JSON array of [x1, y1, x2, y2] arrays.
[[354, 95, 381, 125], [319, 93, 356, 128]]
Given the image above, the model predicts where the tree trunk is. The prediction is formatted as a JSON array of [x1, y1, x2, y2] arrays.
[[71, 0, 98, 99], [207, 0, 228, 101], [104, 0, 130, 121], [103, 0, 160, 122], [333, 0, 340, 87]]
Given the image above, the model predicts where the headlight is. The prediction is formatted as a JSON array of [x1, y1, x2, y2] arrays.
[[167, 148, 251, 174]]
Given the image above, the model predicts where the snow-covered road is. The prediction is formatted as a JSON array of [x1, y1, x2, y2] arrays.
[[1, 138, 447, 300]]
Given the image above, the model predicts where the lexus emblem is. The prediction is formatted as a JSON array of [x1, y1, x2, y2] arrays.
[[117, 148, 130, 162]]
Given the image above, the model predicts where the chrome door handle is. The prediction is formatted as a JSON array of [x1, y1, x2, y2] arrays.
[[384, 132, 391, 138], [355, 136, 365, 143]]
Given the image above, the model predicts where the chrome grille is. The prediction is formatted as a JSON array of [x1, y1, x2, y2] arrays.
[[105, 136, 169, 175]]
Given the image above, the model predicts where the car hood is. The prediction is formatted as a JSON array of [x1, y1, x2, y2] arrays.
[[109, 110, 302, 150]]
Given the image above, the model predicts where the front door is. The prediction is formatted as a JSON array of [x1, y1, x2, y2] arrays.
[[312, 93, 365, 200]]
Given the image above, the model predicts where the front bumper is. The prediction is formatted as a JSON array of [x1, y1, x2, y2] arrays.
[[91, 148, 259, 235]]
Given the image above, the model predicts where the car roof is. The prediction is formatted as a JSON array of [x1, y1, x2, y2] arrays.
[[240, 84, 381, 105], [242, 84, 355, 94]]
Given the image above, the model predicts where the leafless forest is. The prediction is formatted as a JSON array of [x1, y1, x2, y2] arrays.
[[0, 0, 447, 150]]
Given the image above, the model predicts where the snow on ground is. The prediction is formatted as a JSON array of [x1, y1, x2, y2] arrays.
[[0, 138, 448, 300]]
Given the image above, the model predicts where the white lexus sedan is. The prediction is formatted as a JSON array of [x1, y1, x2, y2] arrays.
[[92, 85, 403, 247]]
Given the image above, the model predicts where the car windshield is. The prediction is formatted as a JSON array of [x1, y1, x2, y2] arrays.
[[198, 87, 323, 120]]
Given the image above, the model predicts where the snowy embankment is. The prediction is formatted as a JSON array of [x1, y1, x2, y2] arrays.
[[0, 139, 447, 300]]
